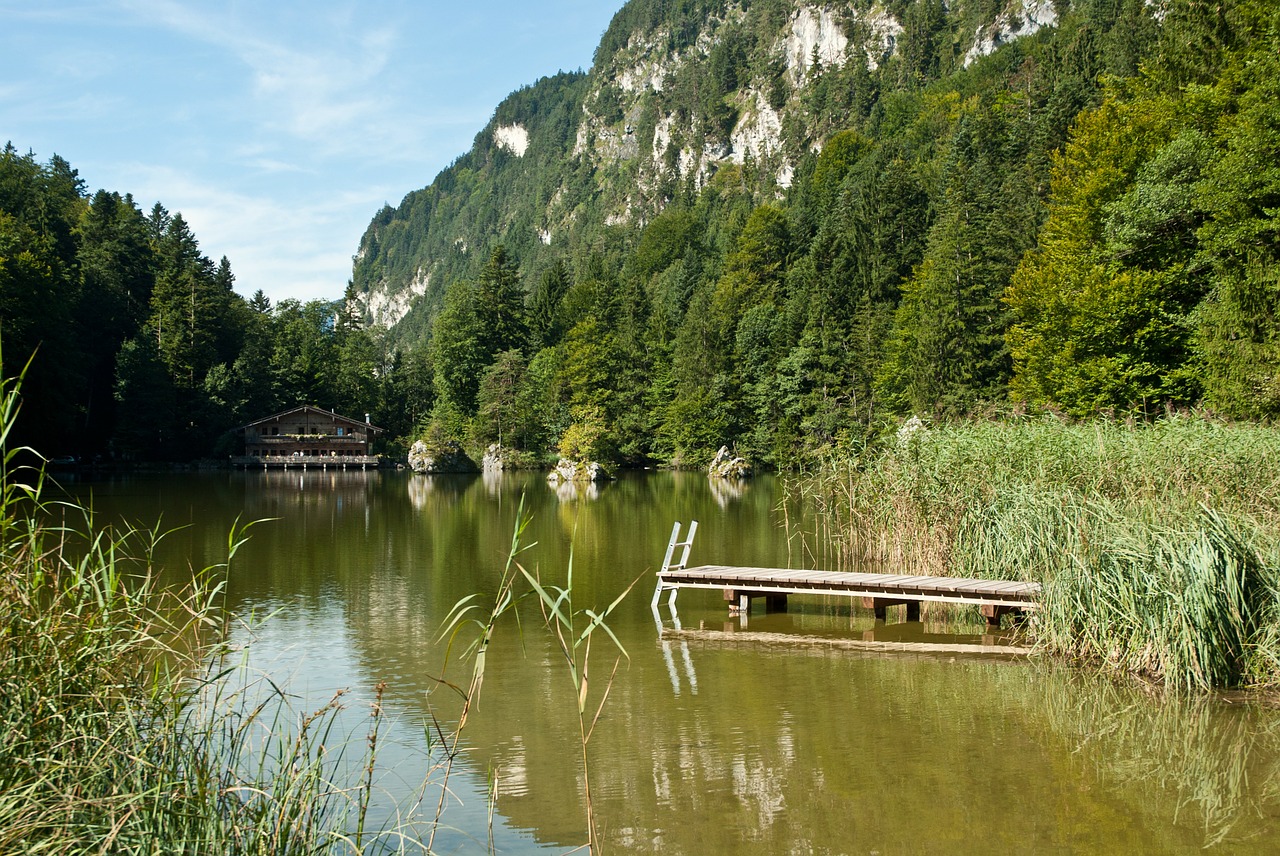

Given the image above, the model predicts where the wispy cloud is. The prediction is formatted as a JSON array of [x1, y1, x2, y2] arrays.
[[113, 0, 404, 159], [115, 163, 393, 301], [6, 0, 618, 304]]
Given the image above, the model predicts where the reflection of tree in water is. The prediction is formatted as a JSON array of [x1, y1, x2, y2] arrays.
[[1019, 666, 1280, 849], [708, 475, 747, 509], [97, 471, 1280, 854]]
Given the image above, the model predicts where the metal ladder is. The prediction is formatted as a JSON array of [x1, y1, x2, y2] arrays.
[[651, 520, 697, 608]]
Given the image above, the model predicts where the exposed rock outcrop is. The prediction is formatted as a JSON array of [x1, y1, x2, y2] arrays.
[[494, 124, 530, 156], [964, 0, 1059, 66], [482, 443, 514, 471], [408, 439, 478, 473], [708, 446, 752, 479], [349, 266, 429, 329], [547, 458, 612, 485]]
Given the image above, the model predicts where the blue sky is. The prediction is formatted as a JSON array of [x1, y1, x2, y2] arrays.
[[0, 1, 622, 303]]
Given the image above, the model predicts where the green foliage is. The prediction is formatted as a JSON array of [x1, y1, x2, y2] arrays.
[[475, 245, 528, 357], [0, 144, 406, 462], [1005, 93, 1200, 416], [475, 348, 539, 450], [787, 415, 1280, 689], [429, 280, 486, 415], [558, 404, 608, 461], [19, 0, 1280, 468]]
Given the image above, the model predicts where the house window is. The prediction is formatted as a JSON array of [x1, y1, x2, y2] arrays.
[[337, 427, 345, 437]]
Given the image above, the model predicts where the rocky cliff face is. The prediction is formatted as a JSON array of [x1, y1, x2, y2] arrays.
[[349, 0, 1070, 341]]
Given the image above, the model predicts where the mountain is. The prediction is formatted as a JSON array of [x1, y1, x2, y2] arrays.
[[348, 0, 1073, 341], [345, 0, 1280, 467]]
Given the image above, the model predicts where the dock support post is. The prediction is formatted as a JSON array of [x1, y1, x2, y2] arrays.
[[982, 605, 1022, 627], [863, 597, 922, 622]]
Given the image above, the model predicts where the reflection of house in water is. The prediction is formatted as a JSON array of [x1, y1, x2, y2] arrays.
[[241, 469, 382, 509], [232, 406, 382, 469]]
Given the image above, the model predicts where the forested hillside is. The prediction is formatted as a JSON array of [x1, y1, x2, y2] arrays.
[[0, 146, 419, 461], [4, 0, 1278, 468], [349, 0, 1279, 469]]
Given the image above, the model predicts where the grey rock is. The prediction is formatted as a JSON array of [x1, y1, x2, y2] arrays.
[[708, 445, 752, 479], [408, 439, 478, 473], [482, 443, 512, 471], [547, 457, 612, 485]]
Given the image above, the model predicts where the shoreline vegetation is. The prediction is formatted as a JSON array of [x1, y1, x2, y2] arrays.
[[0, 369, 422, 853], [1, 358, 622, 851], [6, 341, 1280, 852], [785, 415, 1280, 691]]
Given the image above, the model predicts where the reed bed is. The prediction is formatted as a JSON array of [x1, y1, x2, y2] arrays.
[[0, 371, 432, 854], [0, 484, 418, 852], [785, 416, 1280, 689]]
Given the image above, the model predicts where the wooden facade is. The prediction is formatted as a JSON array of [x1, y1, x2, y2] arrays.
[[232, 406, 383, 468]]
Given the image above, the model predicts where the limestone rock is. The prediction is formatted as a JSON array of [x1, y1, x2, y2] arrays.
[[708, 446, 752, 479], [482, 443, 513, 471], [964, 0, 1059, 66], [408, 439, 478, 474], [547, 458, 611, 485]]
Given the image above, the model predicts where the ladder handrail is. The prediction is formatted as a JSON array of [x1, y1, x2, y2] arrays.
[[653, 520, 698, 608]]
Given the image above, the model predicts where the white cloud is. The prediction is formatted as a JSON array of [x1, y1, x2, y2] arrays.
[[113, 0, 404, 159], [5, 0, 620, 307], [115, 163, 392, 302]]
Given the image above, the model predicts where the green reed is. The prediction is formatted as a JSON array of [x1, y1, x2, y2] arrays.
[[785, 416, 1280, 689], [437, 503, 636, 853], [0, 365, 428, 853]]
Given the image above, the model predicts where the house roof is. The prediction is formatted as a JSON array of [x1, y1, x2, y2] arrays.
[[238, 405, 385, 433]]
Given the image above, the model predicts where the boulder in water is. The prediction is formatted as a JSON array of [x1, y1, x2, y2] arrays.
[[708, 446, 751, 479], [408, 439, 478, 474], [547, 457, 611, 484]]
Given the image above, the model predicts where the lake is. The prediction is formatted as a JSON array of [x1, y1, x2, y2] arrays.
[[66, 469, 1280, 854]]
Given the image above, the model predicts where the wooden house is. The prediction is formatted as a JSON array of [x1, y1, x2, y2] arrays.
[[233, 406, 383, 469]]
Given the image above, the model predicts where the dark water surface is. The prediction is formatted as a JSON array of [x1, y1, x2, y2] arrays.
[[68, 469, 1280, 854]]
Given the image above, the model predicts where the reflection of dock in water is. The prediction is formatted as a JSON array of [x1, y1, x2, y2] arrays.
[[659, 625, 1032, 658]]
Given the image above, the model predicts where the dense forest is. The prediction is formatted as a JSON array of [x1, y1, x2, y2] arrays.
[[0, 144, 423, 460], [353, 0, 1280, 469], [4, 0, 1280, 468]]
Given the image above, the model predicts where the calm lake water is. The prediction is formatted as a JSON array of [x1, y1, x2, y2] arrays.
[[67, 469, 1280, 854]]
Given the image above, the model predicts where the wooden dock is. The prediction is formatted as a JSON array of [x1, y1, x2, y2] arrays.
[[229, 455, 380, 470], [652, 522, 1041, 626]]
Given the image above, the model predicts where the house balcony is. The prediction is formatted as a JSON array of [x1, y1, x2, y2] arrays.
[[250, 434, 369, 445]]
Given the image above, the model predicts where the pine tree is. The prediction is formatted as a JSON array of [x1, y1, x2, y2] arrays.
[[475, 246, 528, 358]]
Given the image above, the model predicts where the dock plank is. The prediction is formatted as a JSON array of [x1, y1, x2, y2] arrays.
[[658, 564, 1041, 611]]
